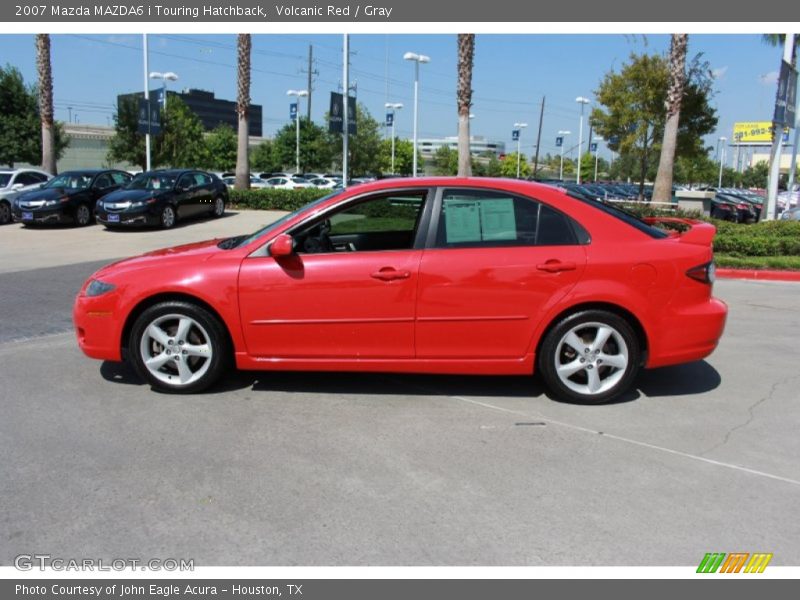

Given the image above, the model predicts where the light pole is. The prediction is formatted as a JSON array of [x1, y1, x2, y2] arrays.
[[287, 89, 309, 174], [513, 122, 528, 178], [149, 71, 178, 109], [575, 97, 590, 184], [404, 52, 430, 177], [718, 136, 727, 188], [593, 136, 604, 182], [385, 102, 403, 174], [558, 130, 571, 181]]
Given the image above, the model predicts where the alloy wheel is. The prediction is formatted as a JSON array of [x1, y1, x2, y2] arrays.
[[554, 321, 629, 396], [138, 313, 213, 387]]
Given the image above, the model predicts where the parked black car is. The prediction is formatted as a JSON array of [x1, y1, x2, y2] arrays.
[[96, 169, 228, 229], [12, 169, 131, 226]]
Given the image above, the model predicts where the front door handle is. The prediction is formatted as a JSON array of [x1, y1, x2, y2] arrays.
[[371, 267, 411, 281], [536, 260, 577, 273]]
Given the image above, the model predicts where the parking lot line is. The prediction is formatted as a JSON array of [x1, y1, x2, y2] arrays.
[[441, 393, 800, 489]]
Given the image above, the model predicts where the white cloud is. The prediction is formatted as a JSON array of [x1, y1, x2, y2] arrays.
[[712, 66, 728, 80], [759, 71, 779, 85]]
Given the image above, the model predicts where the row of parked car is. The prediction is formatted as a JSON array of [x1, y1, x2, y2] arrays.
[[539, 179, 770, 224], [218, 172, 376, 191], [1, 168, 229, 229]]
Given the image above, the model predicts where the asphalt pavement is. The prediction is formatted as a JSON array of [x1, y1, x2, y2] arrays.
[[0, 216, 798, 566]]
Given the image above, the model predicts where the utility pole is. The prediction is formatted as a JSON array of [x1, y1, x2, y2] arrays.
[[300, 45, 318, 121], [532, 96, 545, 179], [343, 34, 349, 188]]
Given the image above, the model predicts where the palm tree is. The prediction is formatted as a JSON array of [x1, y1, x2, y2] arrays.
[[652, 34, 688, 203], [36, 34, 57, 175], [235, 34, 251, 191], [456, 34, 475, 177]]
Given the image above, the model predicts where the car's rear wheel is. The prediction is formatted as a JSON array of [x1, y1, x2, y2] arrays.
[[538, 310, 640, 404], [129, 301, 230, 393], [212, 196, 225, 218], [75, 203, 92, 227], [0, 201, 11, 225], [160, 205, 176, 229]]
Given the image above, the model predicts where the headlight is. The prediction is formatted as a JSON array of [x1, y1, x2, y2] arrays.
[[86, 279, 116, 297]]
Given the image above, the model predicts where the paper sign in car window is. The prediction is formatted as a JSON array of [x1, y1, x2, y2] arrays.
[[479, 198, 516, 241], [444, 199, 481, 243]]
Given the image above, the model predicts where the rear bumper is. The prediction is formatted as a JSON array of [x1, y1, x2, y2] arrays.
[[646, 297, 728, 368]]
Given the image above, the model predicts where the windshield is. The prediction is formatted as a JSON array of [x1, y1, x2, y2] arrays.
[[126, 173, 177, 191], [45, 173, 93, 190], [0, 174, 11, 187], [225, 191, 344, 249]]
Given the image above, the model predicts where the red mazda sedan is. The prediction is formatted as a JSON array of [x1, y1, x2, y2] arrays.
[[74, 178, 727, 404]]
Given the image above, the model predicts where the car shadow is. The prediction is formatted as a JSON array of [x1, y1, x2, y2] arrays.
[[99, 360, 720, 404]]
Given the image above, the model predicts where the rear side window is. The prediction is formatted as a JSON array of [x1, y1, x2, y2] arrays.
[[566, 191, 668, 239], [434, 189, 581, 248]]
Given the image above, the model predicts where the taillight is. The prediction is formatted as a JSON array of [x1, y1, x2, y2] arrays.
[[686, 261, 715, 284]]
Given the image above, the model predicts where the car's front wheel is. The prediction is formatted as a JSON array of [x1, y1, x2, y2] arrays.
[[538, 310, 640, 404], [129, 301, 230, 393], [160, 205, 176, 229]]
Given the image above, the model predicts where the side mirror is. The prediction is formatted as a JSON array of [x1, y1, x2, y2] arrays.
[[270, 234, 294, 258]]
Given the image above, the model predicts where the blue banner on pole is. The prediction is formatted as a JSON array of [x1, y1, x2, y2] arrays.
[[290, 102, 298, 121], [590, 142, 598, 152], [512, 129, 520, 141], [386, 112, 393, 127], [555, 136, 563, 147]]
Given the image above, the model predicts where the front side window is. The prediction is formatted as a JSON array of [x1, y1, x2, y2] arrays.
[[434, 189, 580, 248], [293, 192, 427, 254]]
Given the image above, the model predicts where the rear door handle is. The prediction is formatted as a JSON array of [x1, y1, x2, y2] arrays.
[[371, 267, 411, 281], [536, 260, 577, 273]]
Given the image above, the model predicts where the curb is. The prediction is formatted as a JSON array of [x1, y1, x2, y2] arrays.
[[717, 268, 800, 282]]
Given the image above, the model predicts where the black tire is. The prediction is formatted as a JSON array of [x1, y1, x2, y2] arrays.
[[160, 205, 176, 229], [75, 203, 92, 227], [212, 196, 225, 218], [128, 301, 231, 394], [0, 201, 11, 225], [538, 309, 641, 404]]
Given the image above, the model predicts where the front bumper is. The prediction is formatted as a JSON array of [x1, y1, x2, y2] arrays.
[[73, 292, 123, 361], [13, 206, 71, 224], [96, 206, 159, 227]]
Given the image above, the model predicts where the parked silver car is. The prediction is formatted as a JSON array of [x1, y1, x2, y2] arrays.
[[0, 169, 52, 224]]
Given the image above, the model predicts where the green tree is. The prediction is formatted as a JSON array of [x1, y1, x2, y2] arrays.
[[741, 161, 770, 189], [433, 145, 458, 175], [153, 97, 207, 168], [274, 117, 335, 173], [327, 103, 383, 175], [250, 139, 281, 174], [0, 65, 67, 169], [107, 95, 146, 169], [500, 152, 530, 178], [591, 52, 718, 198], [377, 138, 418, 175], [578, 152, 596, 182], [673, 153, 717, 186], [204, 124, 237, 171]]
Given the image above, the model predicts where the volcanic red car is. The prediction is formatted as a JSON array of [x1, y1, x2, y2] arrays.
[[74, 178, 727, 404]]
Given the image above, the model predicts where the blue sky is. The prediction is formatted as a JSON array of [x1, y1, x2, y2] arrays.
[[0, 33, 786, 162]]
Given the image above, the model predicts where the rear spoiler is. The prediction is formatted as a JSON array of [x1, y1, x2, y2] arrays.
[[642, 217, 717, 246]]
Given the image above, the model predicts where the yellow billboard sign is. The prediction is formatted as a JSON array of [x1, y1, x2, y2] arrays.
[[733, 122, 788, 144]]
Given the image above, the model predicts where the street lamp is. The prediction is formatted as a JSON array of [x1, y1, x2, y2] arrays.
[[513, 122, 528, 178], [558, 130, 571, 181], [718, 136, 727, 188], [149, 71, 178, 109], [575, 96, 590, 184], [287, 89, 309, 174], [593, 136, 604, 182], [404, 51, 430, 177], [385, 102, 404, 175]]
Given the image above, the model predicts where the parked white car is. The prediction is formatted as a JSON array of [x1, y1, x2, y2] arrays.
[[308, 177, 341, 189], [222, 176, 270, 189], [0, 168, 52, 224], [263, 176, 312, 190]]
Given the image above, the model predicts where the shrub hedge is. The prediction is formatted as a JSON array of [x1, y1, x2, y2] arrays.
[[228, 189, 800, 259]]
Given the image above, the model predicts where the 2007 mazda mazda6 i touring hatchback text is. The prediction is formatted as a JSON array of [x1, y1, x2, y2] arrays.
[[74, 178, 727, 404]]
